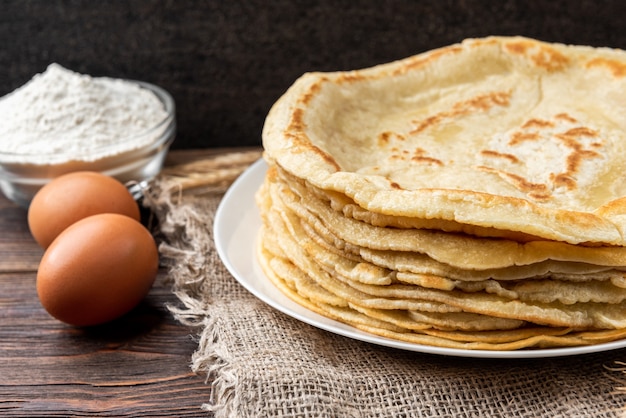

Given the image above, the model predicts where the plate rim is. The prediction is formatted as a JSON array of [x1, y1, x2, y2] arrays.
[[214, 158, 626, 359]]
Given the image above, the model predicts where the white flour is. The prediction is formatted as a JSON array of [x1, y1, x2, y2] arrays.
[[0, 63, 169, 164]]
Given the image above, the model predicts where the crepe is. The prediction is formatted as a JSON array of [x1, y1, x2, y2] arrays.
[[262, 36, 626, 245], [256, 37, 626, 351], [270, 168, 626, 270], [257, 223, 626, 350]]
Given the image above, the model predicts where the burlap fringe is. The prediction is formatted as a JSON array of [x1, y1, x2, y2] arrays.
[[607, 362, 626, 410], [142, 149, 262, 417], [144, 148, 626, 417]]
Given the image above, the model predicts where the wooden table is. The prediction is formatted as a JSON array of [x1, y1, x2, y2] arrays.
[[0, 152, 218, 417]]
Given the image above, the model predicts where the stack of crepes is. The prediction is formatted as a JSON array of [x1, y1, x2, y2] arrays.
[[255, 36, 626, 350]]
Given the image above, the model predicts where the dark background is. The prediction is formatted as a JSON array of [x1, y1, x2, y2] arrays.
[[2, 0, 626, 150]]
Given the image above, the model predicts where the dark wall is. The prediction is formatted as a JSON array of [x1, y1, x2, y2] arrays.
[[2, 0, 626, 149]]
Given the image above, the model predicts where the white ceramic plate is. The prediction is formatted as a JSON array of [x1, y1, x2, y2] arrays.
[[214, 159, 626, 359]]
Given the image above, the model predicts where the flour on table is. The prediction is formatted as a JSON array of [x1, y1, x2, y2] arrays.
[[0, 63, 169, 164]]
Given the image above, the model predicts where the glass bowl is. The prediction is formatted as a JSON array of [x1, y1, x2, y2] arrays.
[[0, 80, 176, 208]]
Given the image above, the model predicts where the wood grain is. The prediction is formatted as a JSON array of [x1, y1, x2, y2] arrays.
[[0, 152, 215, 417]]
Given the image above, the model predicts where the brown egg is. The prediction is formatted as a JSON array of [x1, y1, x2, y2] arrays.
[[36, 213, 159, 327], [28, 171, 140, 248]]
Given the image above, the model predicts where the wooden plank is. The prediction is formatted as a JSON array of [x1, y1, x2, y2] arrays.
[[0, 150, 230, 416], [0, 203, 42, 272], [0, 272, 213, 416], [0, 269, 211, 416]]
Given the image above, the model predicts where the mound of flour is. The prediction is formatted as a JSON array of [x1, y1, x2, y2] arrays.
[[0, 64, 169, 164]]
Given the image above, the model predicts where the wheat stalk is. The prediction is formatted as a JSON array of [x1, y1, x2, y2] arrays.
[[159, 148, 263, 195]]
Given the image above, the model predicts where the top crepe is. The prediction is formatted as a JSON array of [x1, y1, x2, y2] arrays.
[[262, 36, 626, 245]]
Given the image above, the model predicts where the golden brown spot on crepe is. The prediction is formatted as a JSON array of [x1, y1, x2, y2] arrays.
[[410, 115, 444, 135], [412, 148, 443, 166], [378, 130, 407, 149], [508, 132, 541, 146], [464, 91, 510, 109], [387, 147, 443, 166], [392, 46, 463, 76], [555, 113, 578, 123], [521, 118, 555, 130], [411, 156, 444, 165], [586, 57, 626, 77], [469, 38, 500, 48], [560, 127, 599, 139], [554, 127, 601, 178], [336, 73, 366, 83], [292, 137, 340, 171], [566, 148, 601, 175], [452, 91, 511, 112], [299, 78, 326, 106], [480, 115, 603, 200], [526, 191, 552, 201], [480, 150, 520, 164], [389, 181, 402, 190], [532, 48, 569, 72], [504, 40, 569, 72], [504, 40, 530, 56], [287, 108, 306, 133], [287, 108, 341, 171], [552, 173, 576, 190], [477, 166, 552, 201], [378, 132, 391, 146], [410, 91, 511, 135]]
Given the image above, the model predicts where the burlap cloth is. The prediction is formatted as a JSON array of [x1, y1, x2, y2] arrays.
[[145, 150, 626, 418]]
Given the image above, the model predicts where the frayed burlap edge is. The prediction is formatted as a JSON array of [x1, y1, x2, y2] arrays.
[[143, 149, 261, 417], [142, 149, 626, 417]]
